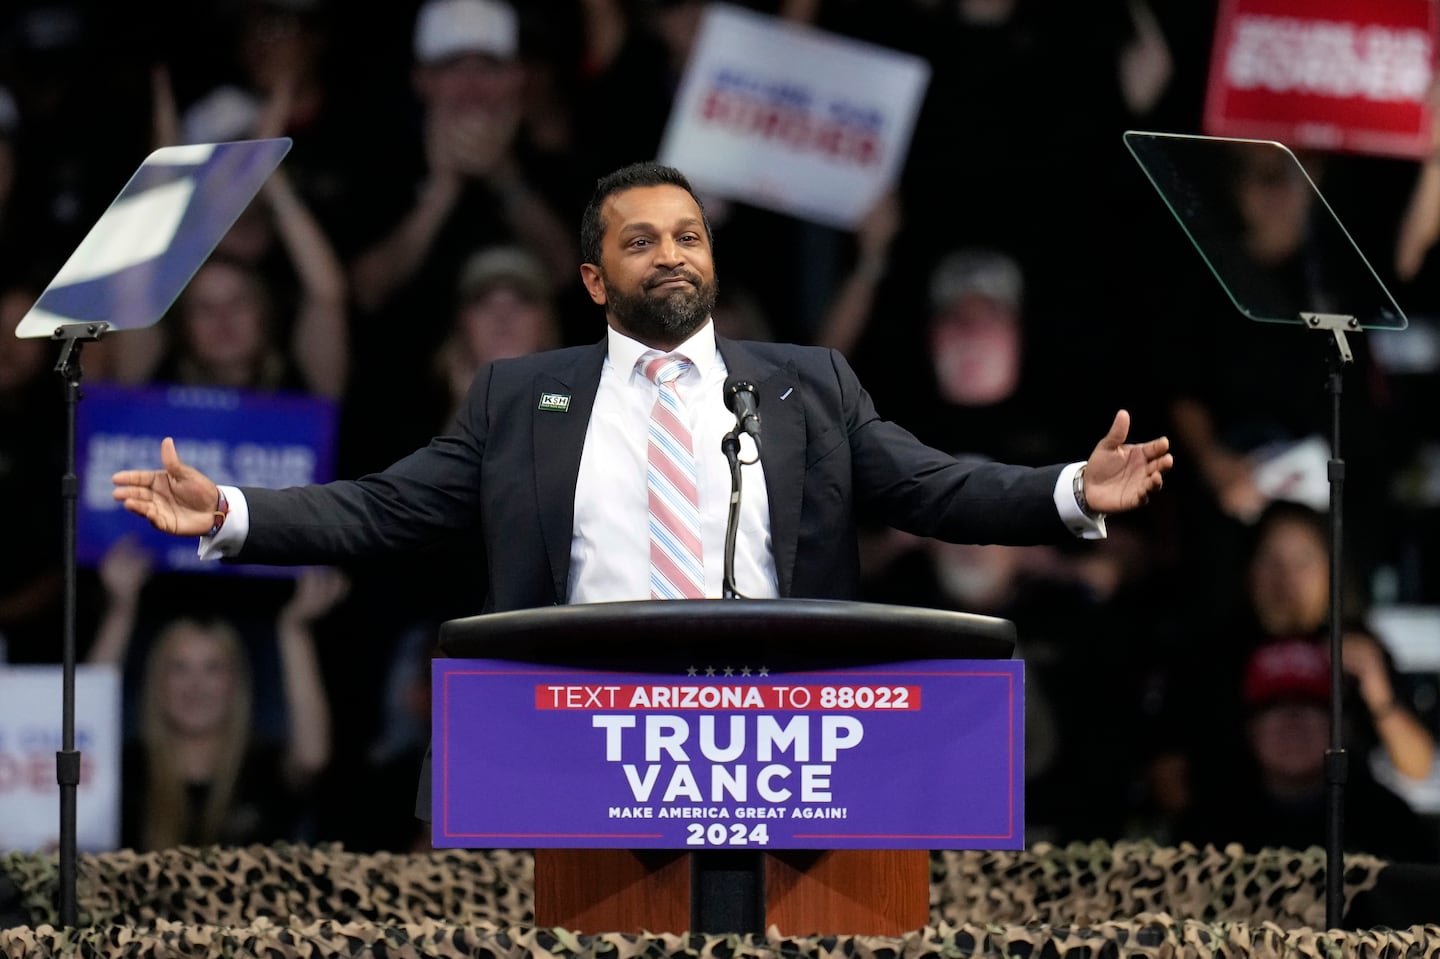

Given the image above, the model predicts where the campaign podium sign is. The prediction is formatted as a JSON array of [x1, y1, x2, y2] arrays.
[[1204, 0, 1437, 159], [431, 598, 1020, 935], [433, 659, 1022, 850]]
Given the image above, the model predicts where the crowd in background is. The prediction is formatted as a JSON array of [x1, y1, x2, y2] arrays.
[[3, 0, 1440, 858]]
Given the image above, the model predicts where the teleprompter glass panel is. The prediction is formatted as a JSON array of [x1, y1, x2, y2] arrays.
[[1124, 131, 1406, 331], [16, 138, 292, 338]]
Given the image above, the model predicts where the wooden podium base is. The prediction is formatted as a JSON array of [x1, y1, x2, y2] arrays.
[[533, 848, 928, 935]]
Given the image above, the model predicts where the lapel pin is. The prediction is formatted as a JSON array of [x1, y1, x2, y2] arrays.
[[538, 392, 571, 412], [779, 387, 793, 400]]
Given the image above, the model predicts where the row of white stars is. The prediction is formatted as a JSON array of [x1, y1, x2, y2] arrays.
[[685, 666, 770, 677]]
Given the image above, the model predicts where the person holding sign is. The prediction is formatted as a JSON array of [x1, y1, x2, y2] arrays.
[[112, 161, 1171, 611]]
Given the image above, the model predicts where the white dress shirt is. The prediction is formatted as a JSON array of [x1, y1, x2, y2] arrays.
[[568, 321, 778, 602]]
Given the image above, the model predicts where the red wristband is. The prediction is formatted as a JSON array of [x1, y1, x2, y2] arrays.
[[207, 488, 229, 537]]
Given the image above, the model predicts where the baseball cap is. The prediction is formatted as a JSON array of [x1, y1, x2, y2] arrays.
[[929, 248, 1023, 313], [458, 246, 551, 304], [180, 86, 261, 144], [413, 0, 518, 64], [1243, 639, 1331, 707]]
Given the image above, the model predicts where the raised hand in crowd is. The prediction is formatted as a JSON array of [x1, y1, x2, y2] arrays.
[[426, 92, 522, 183], [1343, 630, 1435, 779], [814, 190, 902, 355], [1117, 0, 1173, 117], [87, 536, 155, 667], [102, 59, 350, 398], [1395, 77, 1440, 281], [275, 567, 350, 789]]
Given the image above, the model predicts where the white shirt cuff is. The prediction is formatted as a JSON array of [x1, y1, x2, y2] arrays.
[[1054, 462, 1106, 540], [197, 485, 251, 559]]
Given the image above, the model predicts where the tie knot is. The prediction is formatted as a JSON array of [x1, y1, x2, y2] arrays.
[[642, 353, 692, 386]]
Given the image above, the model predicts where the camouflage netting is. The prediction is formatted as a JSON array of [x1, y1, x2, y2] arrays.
[[2, 840, 1427, 959]]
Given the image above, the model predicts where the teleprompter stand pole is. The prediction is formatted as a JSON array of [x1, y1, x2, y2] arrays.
[[1302, 311, 1358, 930], [51, 321, 108, 928]]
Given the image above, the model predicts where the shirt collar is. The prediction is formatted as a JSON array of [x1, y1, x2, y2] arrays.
[[606, 319, 718, 382]]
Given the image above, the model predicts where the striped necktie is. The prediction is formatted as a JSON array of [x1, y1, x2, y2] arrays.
[[641, 353, 704, 599]]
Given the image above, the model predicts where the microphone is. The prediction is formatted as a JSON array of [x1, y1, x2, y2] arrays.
[[723, 378, 761, 443]]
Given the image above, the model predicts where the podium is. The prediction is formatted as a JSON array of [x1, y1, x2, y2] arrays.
[[436, 598, 1018, 936]]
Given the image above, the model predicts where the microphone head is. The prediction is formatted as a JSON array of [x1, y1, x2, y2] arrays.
[[724, 378, 758, 414]]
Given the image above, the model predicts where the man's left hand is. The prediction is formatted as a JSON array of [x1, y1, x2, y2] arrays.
[[1083, 410, 1173, 514]]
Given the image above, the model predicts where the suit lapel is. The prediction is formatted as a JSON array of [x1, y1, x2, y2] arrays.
[[717, 337, 804, 597], [533, 340, 607, 602]]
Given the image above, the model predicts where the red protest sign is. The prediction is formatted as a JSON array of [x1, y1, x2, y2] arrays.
[[1204, 0, 1437, 159]]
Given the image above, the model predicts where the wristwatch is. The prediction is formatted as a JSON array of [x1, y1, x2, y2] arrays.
[[1073, 465, 1101, 520], [207, 488, 230, 537]]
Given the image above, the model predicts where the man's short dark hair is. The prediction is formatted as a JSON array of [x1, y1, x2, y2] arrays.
[[579, 162, 713, 267]]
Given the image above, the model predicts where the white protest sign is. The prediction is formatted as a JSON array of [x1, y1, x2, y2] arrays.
[[659, 3, 930, 229], [0, 665, 122, 853]]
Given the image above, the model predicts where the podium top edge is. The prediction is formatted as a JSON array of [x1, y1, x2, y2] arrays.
[[437, 598, 1016, 662]]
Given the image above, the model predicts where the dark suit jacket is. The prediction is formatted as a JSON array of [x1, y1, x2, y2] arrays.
[[237, 336, 1071, 605]]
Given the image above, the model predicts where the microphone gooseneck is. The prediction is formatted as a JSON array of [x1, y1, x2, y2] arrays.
[[720, 378, 761, 599]]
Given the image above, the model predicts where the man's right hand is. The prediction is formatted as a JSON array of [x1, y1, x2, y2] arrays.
[[111, 437, 221, 536]]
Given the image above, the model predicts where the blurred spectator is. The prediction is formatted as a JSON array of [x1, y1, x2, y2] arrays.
[[96, 64, 350, 399], [173, 1, 336, 146], [105, 248, 345, 399], [844, 244, 1098, 467], [157, 0, 372, 243], [432, 244, 560, 428], [1146, 501, 1436, 844], [89, 539, 346, 851], [1171, 638, 1440, 861], [0, 280, 63, 663], [365, 245, 561, 626], [342, 0, 575, 470], [349, 0, 575, 312]]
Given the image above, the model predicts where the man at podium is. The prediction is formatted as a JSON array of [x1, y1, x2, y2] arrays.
[[112, 162, 1171, 608]]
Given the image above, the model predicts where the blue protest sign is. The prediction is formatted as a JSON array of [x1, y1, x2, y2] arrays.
[[77, 382, 337, 575]]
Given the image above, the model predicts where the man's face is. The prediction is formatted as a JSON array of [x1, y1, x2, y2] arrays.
[[581, 184, 717, 348]]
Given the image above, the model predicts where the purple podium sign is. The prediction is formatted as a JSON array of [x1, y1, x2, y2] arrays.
[[432, 658, 1024, 850]]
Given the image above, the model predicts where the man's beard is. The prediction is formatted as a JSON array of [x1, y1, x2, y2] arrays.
[[604, 268, 719, 345]]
